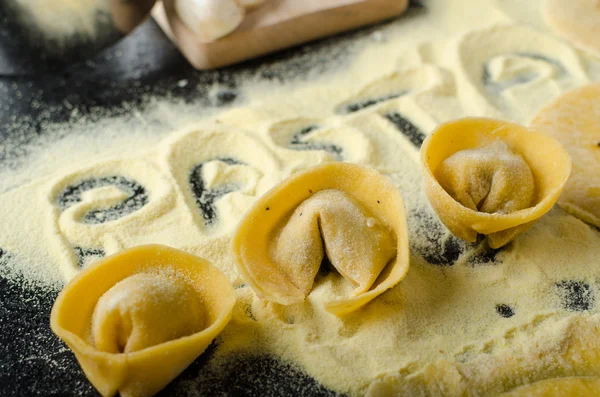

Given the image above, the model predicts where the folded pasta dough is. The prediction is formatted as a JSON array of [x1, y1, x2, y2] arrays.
[[436, 141, 535, 215], [50, 245, 236, 397], [531, 84, 600, 228], [232, 162, 409, 316], [272, 190, 397, 296], [421, 118, 571, 249], [92, 273, 206, 354]]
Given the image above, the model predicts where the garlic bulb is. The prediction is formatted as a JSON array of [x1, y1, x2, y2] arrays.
[[174, 0, 245, 43]]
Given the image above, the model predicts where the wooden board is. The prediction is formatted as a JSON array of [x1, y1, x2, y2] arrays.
[[152, 0, 409, 70]]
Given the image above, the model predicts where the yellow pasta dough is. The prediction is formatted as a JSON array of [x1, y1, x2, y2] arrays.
[[499, 377, 600, 397], [543, 0, 600, 55], [232, 162, 409, 316], [50, 244, 236, 397], [421, 118, 571, 248], [530, 84, 600, 228], [272, 190, 397, 296], [92, 273, 206, 354], [436, 141, 536, 215]]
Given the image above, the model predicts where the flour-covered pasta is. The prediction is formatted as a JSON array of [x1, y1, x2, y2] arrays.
[[531, 84, 600, 228], [232, 162, 409, 316], [50, 245, 236, 397], [91, 273, 206, 354], [436, 141, 536, 215], [421, 118, 571, 248]]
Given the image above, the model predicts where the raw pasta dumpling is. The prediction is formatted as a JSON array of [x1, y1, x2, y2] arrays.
[[50, 244, 236, 397], [436, 141, 535, 215], [232, 162, 409, 316], [421, 118, 571, 248], [91, 272, 206, 354], [272, 189, 397, 296], [531, 84, 600, 228]]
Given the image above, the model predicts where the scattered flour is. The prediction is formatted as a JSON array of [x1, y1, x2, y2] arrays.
[[2, 0, 600, 396], [9, 0, 107, 41]]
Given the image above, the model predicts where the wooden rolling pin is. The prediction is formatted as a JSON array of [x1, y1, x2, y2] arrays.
[[152, 0, 409, 70]]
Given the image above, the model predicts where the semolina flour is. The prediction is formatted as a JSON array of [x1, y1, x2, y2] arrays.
[[2, 0, 600, 395]]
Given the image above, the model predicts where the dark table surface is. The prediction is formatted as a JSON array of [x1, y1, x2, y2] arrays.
[[0, 2, 429, 395]]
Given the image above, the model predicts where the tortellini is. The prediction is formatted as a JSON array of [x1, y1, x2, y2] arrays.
[[421, 118, 571, 248], [272, 190, 397, 296], [531, 84, 600, 228], [50, 244, 236, 397], [436, 141, 535, 215], [232, 162, 409, 316], [91, 273, 206, 354]]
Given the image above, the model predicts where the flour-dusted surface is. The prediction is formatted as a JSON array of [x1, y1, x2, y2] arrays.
[[1, 0, 600, 396]]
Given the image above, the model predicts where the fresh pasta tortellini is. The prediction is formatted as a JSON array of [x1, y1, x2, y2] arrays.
[[272, 190, 397, 296], [436, 141, 536, 215], [91, 273, 206, 354], [50, 245, 236, 397], [232, 162, 409, 316], [531, 84, 600, 228], [421, 118, 571, 248]]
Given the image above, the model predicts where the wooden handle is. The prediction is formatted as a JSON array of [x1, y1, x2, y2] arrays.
[[153, 0, 408, 70]]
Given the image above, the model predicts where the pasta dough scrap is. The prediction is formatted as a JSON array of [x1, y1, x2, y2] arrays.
[[543, 0, 600, 55], [421, 118, 571, 249], [499, 377, 600, 397], [50, 245, 236, 397], [232, 162, 409, 316], [436, 141, 535, 214], [530, 84, 600, 228], [92, 273, 206, 354]]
